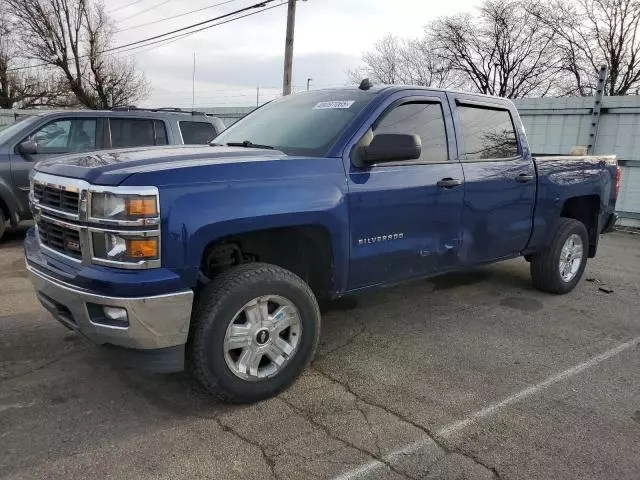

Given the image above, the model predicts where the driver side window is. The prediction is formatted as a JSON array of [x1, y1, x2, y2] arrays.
[[28, 119, 97, 154], [368, 102, 449, 163]]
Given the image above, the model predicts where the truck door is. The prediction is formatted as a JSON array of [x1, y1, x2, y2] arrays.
[[11, 117, 102, 198], [448, 94, 536, 264], [345, 93, 464, 290]]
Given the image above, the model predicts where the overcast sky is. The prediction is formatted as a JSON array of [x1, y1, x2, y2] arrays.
[[107, 0, 479, 107]]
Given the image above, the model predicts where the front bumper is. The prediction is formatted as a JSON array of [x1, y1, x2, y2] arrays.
[[27, 263, 194, 351]]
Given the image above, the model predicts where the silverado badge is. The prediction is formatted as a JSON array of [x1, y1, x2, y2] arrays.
[[358, 233, 404, 246]]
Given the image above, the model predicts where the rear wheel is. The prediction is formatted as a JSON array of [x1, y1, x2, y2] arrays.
[[188, 263, 321, 403], [530, 218, 588, 294]]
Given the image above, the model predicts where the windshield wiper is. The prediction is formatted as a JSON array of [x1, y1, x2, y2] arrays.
[[225, 140, 274, 150]]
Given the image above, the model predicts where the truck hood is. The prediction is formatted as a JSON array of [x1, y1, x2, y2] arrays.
[[34, 145, 285, 185]]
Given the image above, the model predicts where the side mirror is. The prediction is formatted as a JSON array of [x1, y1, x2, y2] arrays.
[[18, 140, 38, 155], [356, 134, 421, 165]]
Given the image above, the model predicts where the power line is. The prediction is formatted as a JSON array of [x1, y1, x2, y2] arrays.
[[108, 0, 149, 14], [151, 88, 293, 96], [118, 2, 287, 57], [7, 1, 282, 72], [119, 0, 244, 32], [118, 0, 173, 23], [104, 0, 276, 54], [153, 92, 283, 98]]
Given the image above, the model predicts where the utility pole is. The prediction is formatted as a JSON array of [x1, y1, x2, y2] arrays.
[[306, 78, 312, 91], [256, 86, 260, 107], [282, 0, 297, 96], [192, 53, 196, 110]]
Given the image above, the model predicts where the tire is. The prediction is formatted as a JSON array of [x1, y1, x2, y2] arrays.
[[188, 262, 321, 403], [0, 209, 6, 242], [530, 218, 589, 294]]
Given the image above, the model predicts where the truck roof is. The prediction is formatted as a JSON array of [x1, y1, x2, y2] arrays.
[[321, 84, 512, 102]]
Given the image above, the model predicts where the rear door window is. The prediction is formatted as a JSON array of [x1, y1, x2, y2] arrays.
[[110, 118, 167, 148], [456, 105, 519, 160], [179, 121, 217, 144]]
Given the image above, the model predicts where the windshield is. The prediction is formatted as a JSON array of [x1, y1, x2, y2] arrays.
[[213, 90, 376, 157], [0, 116, 38, 144]]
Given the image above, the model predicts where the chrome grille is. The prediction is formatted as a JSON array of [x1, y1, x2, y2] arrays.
[[30, 172, 161, 269], [37, 218, 82, 259], [33, 182, 79, 215]]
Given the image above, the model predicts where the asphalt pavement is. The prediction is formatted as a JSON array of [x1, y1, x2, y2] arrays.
[[1, 228, 639, 480]]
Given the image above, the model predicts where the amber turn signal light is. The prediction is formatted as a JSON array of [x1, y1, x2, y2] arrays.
[[125, 197, 158, 217], [127, 238, 158, 259]]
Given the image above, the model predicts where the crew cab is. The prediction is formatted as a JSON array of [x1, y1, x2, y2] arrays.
[[24, 85, 619, 403], [0, 108, 225, 240]]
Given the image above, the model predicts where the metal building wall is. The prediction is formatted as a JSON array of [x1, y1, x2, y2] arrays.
[[513, 96, 640, 227], [200, 106, 255, 127]]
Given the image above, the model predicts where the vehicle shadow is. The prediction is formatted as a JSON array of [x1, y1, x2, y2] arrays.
[[109, 261, 535, 416], [0, 224, 32, 249]]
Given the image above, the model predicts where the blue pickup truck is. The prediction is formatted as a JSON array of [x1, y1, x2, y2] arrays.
[[24, 84, 619, 403]]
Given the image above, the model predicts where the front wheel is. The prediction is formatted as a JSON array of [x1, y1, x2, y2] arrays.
[[188, 263, 321, 403], [530, 218, 588, 294]]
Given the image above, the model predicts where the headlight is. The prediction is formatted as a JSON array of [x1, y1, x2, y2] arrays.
[[92, 232, 159, 264], [90, 192, 158, 222]]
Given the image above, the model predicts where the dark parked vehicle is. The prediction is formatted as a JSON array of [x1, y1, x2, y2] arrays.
[[24, 85, 619, 403], [0, 109, 225, 240]]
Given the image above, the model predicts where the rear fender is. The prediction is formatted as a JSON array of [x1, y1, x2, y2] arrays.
[[526, 164, 608, 254]]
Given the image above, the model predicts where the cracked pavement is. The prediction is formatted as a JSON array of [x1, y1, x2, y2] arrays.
[[1, 228, 640, 479]]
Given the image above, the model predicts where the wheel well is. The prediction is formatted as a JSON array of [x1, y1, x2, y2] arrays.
[[200, 226, 334, 299], [560, 195, 599, 257], [0, 196, 10, 224]]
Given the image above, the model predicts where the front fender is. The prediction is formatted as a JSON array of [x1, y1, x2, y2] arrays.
[[153, 165, 350, 292]]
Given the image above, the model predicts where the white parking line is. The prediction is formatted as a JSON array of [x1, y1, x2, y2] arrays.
[[334, 335, 640, 480], [0, 401, 36, 413]]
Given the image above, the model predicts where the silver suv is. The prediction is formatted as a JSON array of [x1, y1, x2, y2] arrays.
[[0, 108, 225, 240]]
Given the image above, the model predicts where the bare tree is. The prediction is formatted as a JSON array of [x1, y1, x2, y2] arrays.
[[529, 0, 640, 96], [5, 0, 148, 109], [351, 34, 460, 88], [0, 11, 66, 108], [427, 0, 562, 98], [0, 12, 17, 108], [84, 4, 148, 108]]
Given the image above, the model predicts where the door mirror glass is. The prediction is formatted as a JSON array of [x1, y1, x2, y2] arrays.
[[18, 140, 38, 155], [357, 134, 421, 165]]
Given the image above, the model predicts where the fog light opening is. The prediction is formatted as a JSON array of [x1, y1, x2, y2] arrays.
[[103, 306, 129, 325]]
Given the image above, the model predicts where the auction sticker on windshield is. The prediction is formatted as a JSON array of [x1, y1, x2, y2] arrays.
[[313, 100, 355, 110]]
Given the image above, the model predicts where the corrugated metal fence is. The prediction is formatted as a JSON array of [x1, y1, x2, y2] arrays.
[[3, 98, 640, 226], [513, 96, 640, 227], [0, 110, 33, 128]]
